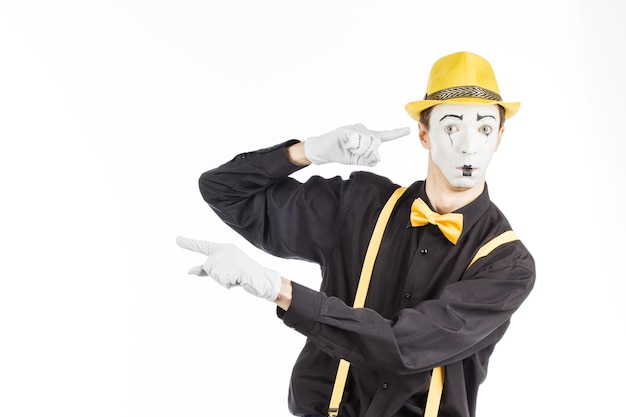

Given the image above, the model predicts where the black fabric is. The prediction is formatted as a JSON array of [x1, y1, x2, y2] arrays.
[[199, 140, 535, 417]]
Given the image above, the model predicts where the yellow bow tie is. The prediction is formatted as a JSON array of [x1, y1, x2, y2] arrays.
[[410, 198, 463, 244]]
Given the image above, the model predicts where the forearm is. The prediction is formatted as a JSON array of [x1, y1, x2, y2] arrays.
[[274, 277, 293, 310], [199, 140, 347, 263], [286, 141, 311, 166], [199, 140, 302, 209], [198, 140, 310, 258], [280, 267, 534, 373]]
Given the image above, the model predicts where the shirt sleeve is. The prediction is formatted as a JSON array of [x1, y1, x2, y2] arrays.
[[279, 241, 535, 374], [198, 140, 347, 264]]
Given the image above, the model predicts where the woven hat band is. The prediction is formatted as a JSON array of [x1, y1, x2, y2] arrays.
[[424, 85, 502, 102]]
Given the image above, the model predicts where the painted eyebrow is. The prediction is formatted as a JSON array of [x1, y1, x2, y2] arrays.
[[439, 114, 463, 122], [476, 114, 497, 121]]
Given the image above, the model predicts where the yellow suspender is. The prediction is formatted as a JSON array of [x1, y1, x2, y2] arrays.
[[467, 230, 518, 269], [423, 230, 519, 417], [328, 187, 519, 417], [328, 187, 408, 417]]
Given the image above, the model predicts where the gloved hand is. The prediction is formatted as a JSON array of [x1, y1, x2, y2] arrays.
[[176, 236, 281, 302], [304, 123, 410, 166]]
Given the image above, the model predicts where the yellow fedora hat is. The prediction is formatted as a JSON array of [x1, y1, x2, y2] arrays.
[[405, 51, 520, 121]]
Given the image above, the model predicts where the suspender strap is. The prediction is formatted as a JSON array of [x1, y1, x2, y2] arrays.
[[328, 187, 520, 417], [421, 230, 519, 417], [353, 187, 408, 309], [467, 230, 518, 269], [328, 187, 407, 417], [424, 366, 444, 417]]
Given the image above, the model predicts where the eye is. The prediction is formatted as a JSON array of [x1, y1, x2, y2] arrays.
[[444, 125, 459, 134], [479, 125, 493, 135]]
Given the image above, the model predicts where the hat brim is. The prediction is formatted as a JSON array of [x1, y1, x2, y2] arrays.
[[405, 97, 520, 121]]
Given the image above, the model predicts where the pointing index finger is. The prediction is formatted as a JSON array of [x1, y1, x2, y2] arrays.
[[176, 236, 212, 255], [380, 126, 411, 142]]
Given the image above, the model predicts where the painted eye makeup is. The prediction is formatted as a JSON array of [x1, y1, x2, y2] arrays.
[[444, 125, 459, 134], [479, 125, 493, 135]]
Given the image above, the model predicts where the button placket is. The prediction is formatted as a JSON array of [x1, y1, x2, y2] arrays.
[[404, 227, 447, 302]]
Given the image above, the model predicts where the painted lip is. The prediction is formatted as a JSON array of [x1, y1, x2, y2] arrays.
[[459, 165, 478, 176]]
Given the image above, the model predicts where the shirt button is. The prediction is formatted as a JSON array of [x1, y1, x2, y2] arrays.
[[420, 249, 428, 255], [405, 292, 411, 299], [382, 383, 389, 389]]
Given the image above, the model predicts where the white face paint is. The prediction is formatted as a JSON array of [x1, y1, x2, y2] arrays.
[[425, 104, 502, 189]]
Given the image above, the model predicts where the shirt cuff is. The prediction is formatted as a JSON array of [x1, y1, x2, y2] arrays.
[[243, 139, 303, 174], [276, 281, 323, 335]]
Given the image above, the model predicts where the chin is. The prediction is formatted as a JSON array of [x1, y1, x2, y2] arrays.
[[447, 177, 481, 190]]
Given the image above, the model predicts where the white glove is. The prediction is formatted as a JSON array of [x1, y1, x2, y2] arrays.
[[304, 123, 410, 166], [176, 236, 281, 302]]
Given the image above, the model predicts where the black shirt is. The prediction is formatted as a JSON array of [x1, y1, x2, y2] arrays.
[[199, 140, 535, 417]]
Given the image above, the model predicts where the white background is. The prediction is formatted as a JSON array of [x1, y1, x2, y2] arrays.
[[1, 1, 624, 416]]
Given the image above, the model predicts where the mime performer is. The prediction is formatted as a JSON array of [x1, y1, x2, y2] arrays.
[[178, 51, 535, 417]]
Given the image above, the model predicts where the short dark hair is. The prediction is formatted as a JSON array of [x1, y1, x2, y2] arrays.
[[419, 105, 506, 130]]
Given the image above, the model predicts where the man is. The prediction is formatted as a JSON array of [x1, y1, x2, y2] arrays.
[[177, 51, 535, 417]]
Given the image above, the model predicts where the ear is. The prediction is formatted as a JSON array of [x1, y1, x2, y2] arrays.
[[418, 122, 431, 150], [495, 125, 505, 152]]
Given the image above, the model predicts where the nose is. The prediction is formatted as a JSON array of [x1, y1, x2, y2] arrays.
[[457, 131, 478, 155]]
